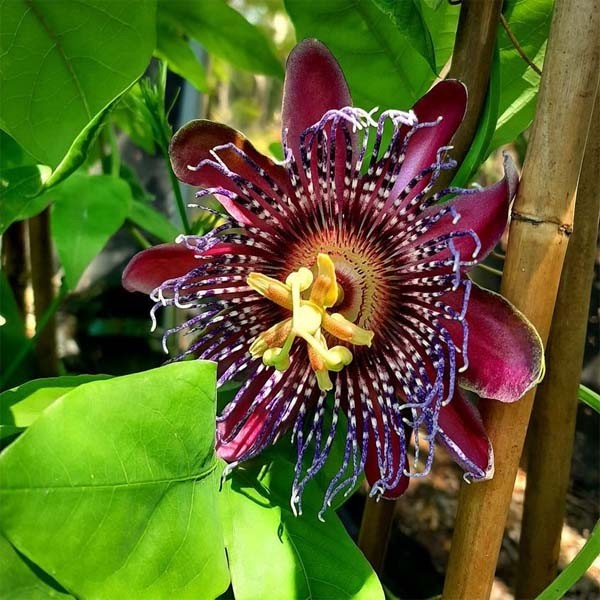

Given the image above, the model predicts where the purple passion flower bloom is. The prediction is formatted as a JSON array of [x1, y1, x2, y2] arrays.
[[123, 40, 544, 515]]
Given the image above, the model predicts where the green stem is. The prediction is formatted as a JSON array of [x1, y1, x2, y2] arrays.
[[107, 125, 120, 177], [536, 521, 600, 599], [2, 284, 67, 386], [165, 153, 191, 235], [127, 223, 152, 249]]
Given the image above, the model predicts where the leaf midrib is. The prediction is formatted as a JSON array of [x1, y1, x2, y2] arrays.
[[0, 459, 218, 491], [25, 0, 91, 118]]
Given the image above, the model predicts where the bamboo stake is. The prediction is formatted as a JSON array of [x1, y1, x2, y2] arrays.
[[358, 497, 395, 573], [443, 1, 600, 598], [358, 0, 503, 569], [28, 207, 59, 377], [515, 93, 600, 598]]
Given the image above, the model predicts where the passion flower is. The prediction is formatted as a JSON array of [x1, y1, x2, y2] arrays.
[[123, 39, 544, 516]]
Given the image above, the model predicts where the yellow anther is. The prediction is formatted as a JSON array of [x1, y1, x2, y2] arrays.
[[247, 253, 374, 391], [311, 254, 339, 308], [247, 273, 292, 309], [285, 267, 313, 291], [249, 318, 292, 358], [323, 312, 374, 346]]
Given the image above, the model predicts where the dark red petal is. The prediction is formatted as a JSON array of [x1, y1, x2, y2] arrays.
[[437, 389, 494, 481], [425, 153, 519, 262], [169, 120, 292, 226], [122, 244, 199, 294], [392, 80, 468, 200], [282, 39, 352, 157], [460, 284, 545, 402]]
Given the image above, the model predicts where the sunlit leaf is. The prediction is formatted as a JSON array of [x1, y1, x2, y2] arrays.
[[50, 173, 132, 289], [0, 362, 229, 599], [0, 0, 156, 167], [0, 375, 110, 441], [285, 0, 434, 110], [222, 408, 377, 600]]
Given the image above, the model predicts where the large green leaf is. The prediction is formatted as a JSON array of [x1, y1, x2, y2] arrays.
[[0, 375, 110, 440], [285, 0, 434, 110], [0, 362, 229, 599], [158, 0, 283, 79], [489, 0, 553, 151], [156, 20, 209, 93], [0, 534, 71, 599], [222, 410, 378, 600], [49, 173, 132, 289], [371, 0, 436, 71], [0, 0, 156, 168]]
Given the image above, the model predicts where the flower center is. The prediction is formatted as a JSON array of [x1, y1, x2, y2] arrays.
[[247, 253, 374, 391]]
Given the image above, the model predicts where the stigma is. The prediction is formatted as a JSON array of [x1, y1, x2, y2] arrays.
[[247, 254, 374, 391]]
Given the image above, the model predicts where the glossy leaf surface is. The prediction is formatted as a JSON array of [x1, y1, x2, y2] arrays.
[[0, 362, 229, 599], [0, 0, 155, 167]]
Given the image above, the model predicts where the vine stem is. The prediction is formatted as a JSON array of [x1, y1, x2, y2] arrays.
[[515, 91, 600, 598], [166, 153, 191, 235], [443, 1, 600, 597], [500, 13, 543, 76]]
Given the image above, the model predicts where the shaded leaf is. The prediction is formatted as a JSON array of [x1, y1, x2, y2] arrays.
[[158, 0, 283, 79], [371, 0, 436, 71], [285, 0, 434, 110], [0, 362, 229, 599], [50, 173, 132, 289], [156, 21, 208, 93], [0, 0, 156, 167], [128, 199, 180, 243], [0, 535, 72, 599], [0, 272, 35, 391], [0, 375, 110, 441], [420, 0, 460, 70]]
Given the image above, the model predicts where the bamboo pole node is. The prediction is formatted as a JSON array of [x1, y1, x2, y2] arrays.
[[510, 210, 574, 235]]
